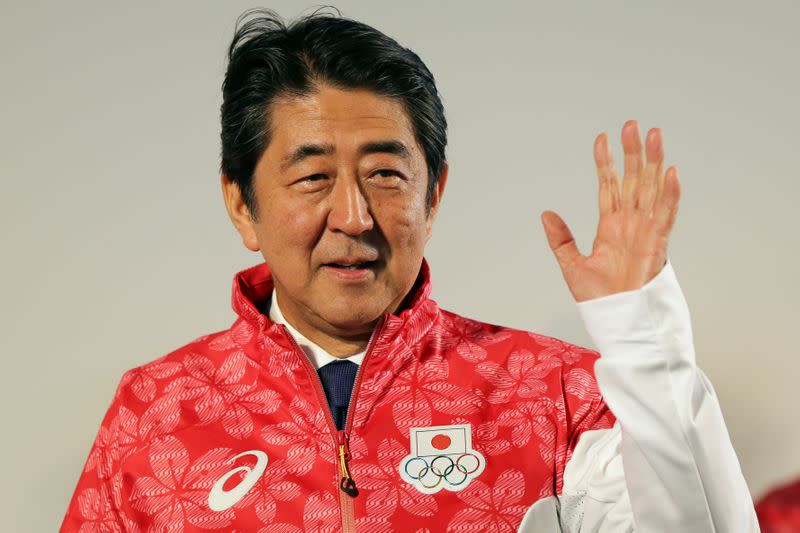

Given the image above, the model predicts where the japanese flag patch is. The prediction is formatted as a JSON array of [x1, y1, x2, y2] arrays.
[[399, 424, 485, 494]]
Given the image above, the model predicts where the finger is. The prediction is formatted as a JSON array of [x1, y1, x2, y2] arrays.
[[654, 166, 681, 236], [541, 210, 582, 270], [621, 120, 643, 210], [609, 164, 622, 211], [593, 132, 621, 211], [638, 127, 664, 213], [593, 133, 614, 215]]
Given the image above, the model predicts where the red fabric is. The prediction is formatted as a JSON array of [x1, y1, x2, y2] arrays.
[[756, 477, 800, 533], [61, 258, 615, 532]]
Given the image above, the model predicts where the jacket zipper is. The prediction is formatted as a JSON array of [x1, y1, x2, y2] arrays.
[[279, 316, 387, 531]]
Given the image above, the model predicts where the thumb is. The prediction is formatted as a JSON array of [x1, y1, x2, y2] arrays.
[[541, 210, 581, 270]]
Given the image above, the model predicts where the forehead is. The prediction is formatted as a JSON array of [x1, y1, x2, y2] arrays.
[[265, 86, 421, 161]]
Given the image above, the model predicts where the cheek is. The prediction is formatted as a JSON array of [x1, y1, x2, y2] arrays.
[[378, 195, 430, 251], [258, 199, 323, 266]]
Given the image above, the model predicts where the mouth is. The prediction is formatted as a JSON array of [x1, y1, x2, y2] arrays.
[[321, 260, 380, 281], [323, 260, 378, 269]]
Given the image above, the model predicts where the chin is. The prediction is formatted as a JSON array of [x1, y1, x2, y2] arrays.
[[319, 302, 382, 331]]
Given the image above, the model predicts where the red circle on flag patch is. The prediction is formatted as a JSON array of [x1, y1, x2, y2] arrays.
[[431, 434, 451, 450]]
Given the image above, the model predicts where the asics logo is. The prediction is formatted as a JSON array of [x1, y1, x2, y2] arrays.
[[208, 450, 268, 512]]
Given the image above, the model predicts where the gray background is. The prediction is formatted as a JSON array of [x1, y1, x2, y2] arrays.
[[1, 1, 798, 530]]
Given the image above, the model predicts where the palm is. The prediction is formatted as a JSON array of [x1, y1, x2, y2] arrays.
[[542, 120, 681, 302]]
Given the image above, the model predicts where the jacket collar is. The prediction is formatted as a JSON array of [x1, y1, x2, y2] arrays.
[[230, 257, 438, 349]]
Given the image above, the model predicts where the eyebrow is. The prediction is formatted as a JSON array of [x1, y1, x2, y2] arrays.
[[359, 140, 410, 160], [280, 139, 411, 171]]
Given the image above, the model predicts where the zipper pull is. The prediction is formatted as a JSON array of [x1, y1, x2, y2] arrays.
[[338, 430, 359, 497]]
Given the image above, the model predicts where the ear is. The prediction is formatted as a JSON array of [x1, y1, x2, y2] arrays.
[[221, 174, 260, 252], [425, 162, 448, 241]]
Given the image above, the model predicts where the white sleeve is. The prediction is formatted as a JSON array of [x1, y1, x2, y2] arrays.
[[557, 260, 760, 532]]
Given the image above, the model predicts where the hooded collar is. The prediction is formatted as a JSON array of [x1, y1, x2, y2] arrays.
[[230, 257, 439, 350]]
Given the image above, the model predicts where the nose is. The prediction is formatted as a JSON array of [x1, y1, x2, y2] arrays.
[[326, 175, 374, 235]]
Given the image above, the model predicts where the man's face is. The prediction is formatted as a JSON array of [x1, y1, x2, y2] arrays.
[[225, 85, 446, 341]]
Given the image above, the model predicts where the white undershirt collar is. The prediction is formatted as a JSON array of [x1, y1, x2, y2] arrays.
[[267, 288, 366, 370]]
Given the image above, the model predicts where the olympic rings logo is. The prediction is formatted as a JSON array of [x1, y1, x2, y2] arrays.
[[399, 424, 485, 494], [403, 453, 482, 489]]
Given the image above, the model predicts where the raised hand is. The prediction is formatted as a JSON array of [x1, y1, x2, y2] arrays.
[[541, 120, 681, 303]]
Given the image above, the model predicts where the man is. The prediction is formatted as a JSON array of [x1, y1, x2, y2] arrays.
[[61, 8, 759, 532]]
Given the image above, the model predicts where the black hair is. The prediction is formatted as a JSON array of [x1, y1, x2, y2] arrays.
[[220, 7, 447, 221]]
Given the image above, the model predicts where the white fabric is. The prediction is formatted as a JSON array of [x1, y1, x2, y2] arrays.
[[552, 260, 760, 532], [268, 288, 366, 369], [557, 425, 632, 532]]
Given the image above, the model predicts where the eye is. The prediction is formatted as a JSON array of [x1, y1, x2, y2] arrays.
[[371, 169, 404, 182], [294, 173, 329, 190]]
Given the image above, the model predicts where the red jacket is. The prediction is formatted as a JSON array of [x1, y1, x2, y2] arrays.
[[61, 259, 615, 532], [756, 477, 800, 533]]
